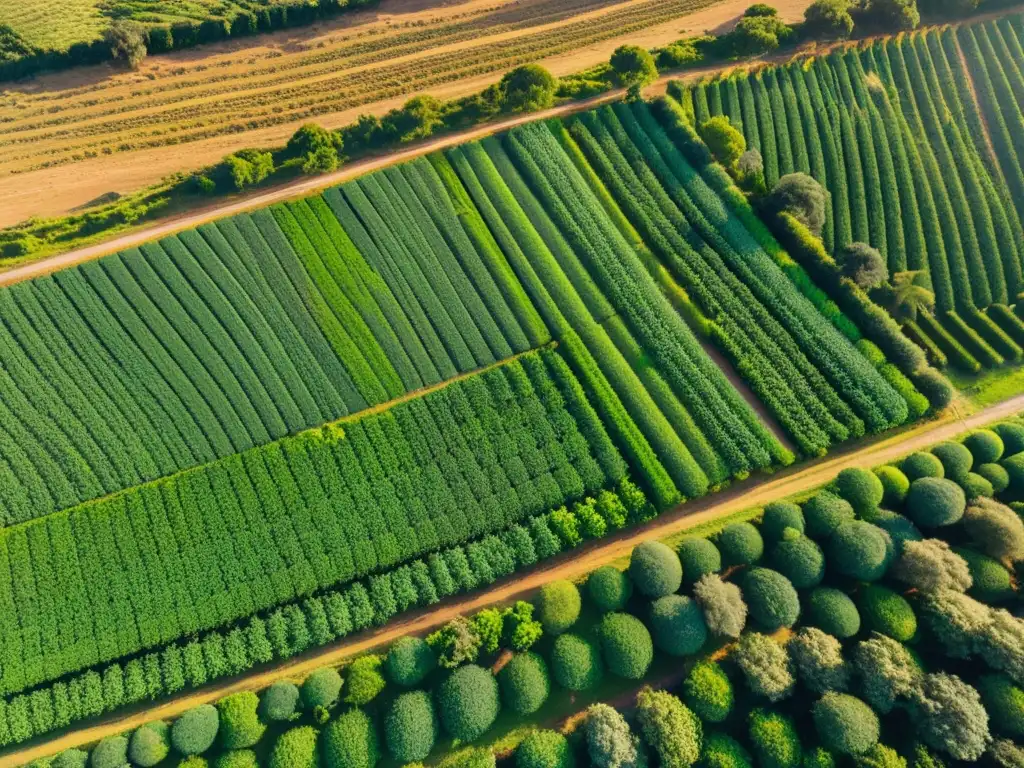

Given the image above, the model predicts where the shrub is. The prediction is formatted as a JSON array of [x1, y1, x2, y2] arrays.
[[978, 675, 1024, 738], [129, 721, 170, 767], [988, 739, 1024, 768], [760, 502, 805, 544], [91, 736, 129, 768], [965, 431, 1005, 464], [790, 628, 849, 695], [217, 692, 265, 750], [588, 566, 633, 612], [517, 730, 574, 768], [743, 568, 800, 630], [863, 509, 921, 555], [500, 64, 557, 113], [931, 442, 974, 482], [260, 680, 299, 723], [702, 732, 752, 768], [693, 574, 747, 638], [803, 0, 854, 38], [52, 749, 88, 768], [905, 478, 966, 528], [853, 634, 922, 714], [855, 744, 906, 768], [682, 661, 733, 723], [955, 547, 1016, 604], [802, 747, 836, 768], [902, 452, 945, 482], [921, 589, 990, 659], [678, 538, 722, 587], [429, 616, 482, 669], [828, 522, 890, 581], [910, 673, 991, 761], [812, 694, 880, 756], [610, 44, 658, 87], [857, 585, 916, 641], [537, 580, 582, 634], [700, 116, 746, 168], [734, 632, 794, 702], [322, 708, 381, 768], [806, 588, 861, 639], [503, 601, 544, 651], [729, 14, 792, 55], [769, 529, 825, 588], [716, 522, 764, 567], [650, 595, 708, 656], [599, 613, 654, 679], [551, 634, 603, 691], [268, 729, 315, 768], [964, 498, 1024, 561], [835, 468, 885, 514], [172, 705, 219, 756], [892, 539, 971, 594], [802, 492, 855, 540], [385, 636, 436, 687], [1003, 452, 1024, 494], [977, 608, 1024, 685], [636, 688, 702, 768], [748, 709, 801, 768], [215, 752, 258, 768], [344, 655, 386, 706], [438, 664, 500, 742], [385, 690, 437, 763], [585, 703, 646, 768], [995, 423, 1024, 454], [875, 467, 911, 506], [630, 541, 683, 597], [978, 463, 1011, 494], [768, 174, 827, 236], [499, 652, 550, 715]]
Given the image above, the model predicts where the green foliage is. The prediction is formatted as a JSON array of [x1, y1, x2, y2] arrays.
[[552, 634, 604, 691], [171, 704, 219, 756], [978, 675, 1024, 738], [893, 539, 971, 594], [802, 0, 854, 39], [301, 667, 342, 712], [955, 547, 1016, 604], [802, 492, 855, 540], [683, 661, 733, 723], [828, 522, 890, 581], [994, 423, 1024, 455], [743, 568, 800, 630], [217, 692, 265, 750], [902, 452, 946, 482], [699, 117, 746, 168], [734, 632, 794, 702], [693, 574, 748, 638], [803, 747, 836, 768], [931, 442, 974, 483], [963, 498, 1024, 562], [224, 150, 274, 191], [599, 612, 654, 679], [260, 681, 299, 723], [610, 45, 658, 88], [728, 14, 793, 56], [91, 735, 129, 768], [812, 694, 880, 756], [701, 732, 751, 768], [965, 431, 1005, 464], [806, 588, 861, 639], [977, 463, 1010, 494], [789, 627, 849, 695], [585, 703, 647, 768], [768, 174, 827, 236], [537, 580, 582, 634], [344, 656, 386, 707], [834, 468, 885, 514], [588, 566, 634, 612], [853, 634, 923, 714], [861, 0, 919, 30], [383, 95, 444, 143], [650, 595, 708, 656], [855, 744, 906, 768], [437, 664, 500, 742], [875, 467, 911, 506], [636, 688, 702, 768], [905, 478, 966, 528], [500, 65, 558, 113], [717, 523, 765, 567], [474, 610, 505, 656], [51, 749, 89, 768], [630, 541, 684, 598], [385, 690, 438, 763], [429, 617, 483, 670], [770, 529, 825, 589], [678, 539, 722, 588], [129, 721, 170, 767], [385, 637, 437, 688], [761, 502, 805, 544], [322, 709, 381, 768], [748, 709, 801, 768], [858, 584, 915, 641], [215, 750, 258, 768], [503, 601, 544, 652], [910, 673, 990, 761], [517, 730, 575, 768], [499, 652, 550, 715]]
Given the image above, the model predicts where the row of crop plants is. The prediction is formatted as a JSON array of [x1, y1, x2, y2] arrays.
[[683, 18, 1024, 351], [26, 417, 1024, 768]]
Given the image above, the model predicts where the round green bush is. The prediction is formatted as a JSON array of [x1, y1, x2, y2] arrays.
[[804, 587, 860, 639], [857, 584, 916, 642], [260, 680, 299, 723], [177, 757, 209, 768], [300, 666, 342, 711], [743, 568, 800, 631], [960, 472, 994, 500], [834, 467, 885, 514], [1003, 451, 1024, 494], [217, 692, 264, 750], [649, 594, 708, 656], [769, 529, 825, 589], [812, 693, 879, 756], [91, 736, 129, 768], [964, 430, 1005, 465], [682, 660, 733, 723], [977, 463, 1011, 494], [385, 690, 438, 762], [52, 749, 88, 768], [273, 725, 321, 768], [587, 566, 633, 612], [862, 509, 921, 555], [678, 538, 722, 587], [977, 674, 1024, 738], [171, 705, 219, 756], [995, 422, 1024, 455], [875, 466, 910, 506], [760, 502, 805, 544], [802, 492, 856, 540], [955, 547, 1016, 604], [748, 708, 801, 768], [551, 633, 603, 691], [537, 580, 582, 634], [598, 612, 654, 679], [437, 664, 500, 742], [828, 522, 889, 581], [516, 730, 574, 768], [717, 522, 765, 567], [802, 747, 835, 768], [321, 709, 380, 768], [905, 478, 966, 528], [129, 722, 170, 768], [931, 442, 973, 482], [701, 732, 752, 768], [902, 452, 945, 482], [215, 751, 258, 768], [385, 636, 436, 687], [629, 540, 683, 597], [499, 652, 551, 715]]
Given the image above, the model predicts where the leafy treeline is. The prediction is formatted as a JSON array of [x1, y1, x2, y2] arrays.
[[687, 19, 1024, 323], [0, 348, 623, 699], [0, 159, 543, 526]]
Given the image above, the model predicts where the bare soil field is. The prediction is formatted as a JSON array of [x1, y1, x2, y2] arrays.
[[0, 0, 810, 226]]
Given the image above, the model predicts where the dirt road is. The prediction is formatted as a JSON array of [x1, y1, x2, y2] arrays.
[[5, 393, 1020, 767]]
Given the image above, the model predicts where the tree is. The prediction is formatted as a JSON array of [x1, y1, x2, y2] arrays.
[[217, 692, 265, 750], [693, 574, 747, 638], [629, 540, 683, 598], [838, 243, 889, 290], [385, 636, 436, 688], [260, 681, 299, 723], [300, 667, 342, 714], [551, 634, 604, 691], [287, 123, 342, 158], [341, 114, 383, 153], [767, 173, 828, 236], [171, 705, 219, 756], [635, 688, 702, 768], [585, 703, 647, 768], [382, 95, 443, 143], [963, 498, 1024, 562], [498, 652, 550, 715], [106, 21, 147, 68], [385, 691, 437, 763], [428, 616, 482, 669], [989, 739, 1024, 768], [737, 149, 766, 194], [733, 632, 794, 702], [517, 730, 574, 768], [588, 566, 634, 612], [610, 45, 658, 88], [699, 117, 746, 169], [536, 580, 581, 635], [876, 271, 935, 323], [789, 628, 850, 695], [745, 3, 779, 15], [129, 722, 170, 767], [812, 694, 880, 756], [599, 613, 654, 680], [910, 673, 991, 761], [302, 146, 339, 174], [853, 633, 922, 714], [321, 709, 380, 768], [861, 0, 919, 30], [728, 15, 793, 56], [803, 0, 854, 38], [977, 609, 1024, 686], [437, 664, 500, 742], [748, 709, 801, 768], [682, 661, 733, 723], [223, 149, 274, 191], [892, 539, 971, 594], [742, 568, 800, 631], [343, 655, 386, 706], [500, 64, 558, 113], [503, 601, 544, 652], [827, 522, 890, 582], [649, 595, 708, 657]]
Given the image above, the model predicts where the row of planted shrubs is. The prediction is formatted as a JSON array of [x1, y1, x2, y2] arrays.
[[36, 416, 1024, 768]]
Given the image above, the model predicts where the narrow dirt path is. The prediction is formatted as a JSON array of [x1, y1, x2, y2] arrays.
[[5, 393, 1020, 767]]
